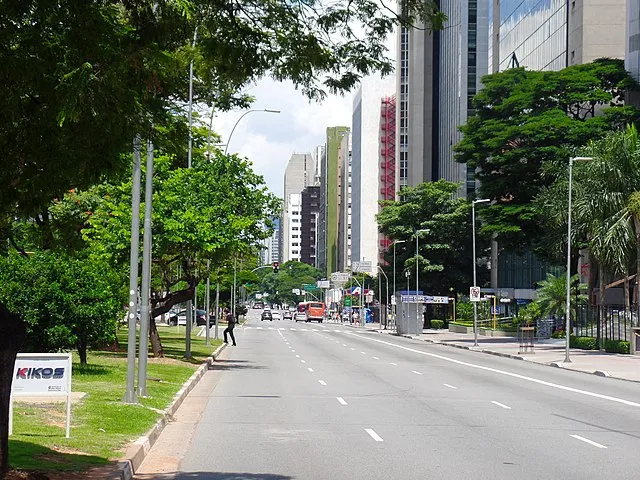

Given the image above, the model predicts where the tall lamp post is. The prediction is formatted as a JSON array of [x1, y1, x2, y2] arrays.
[[472, 199, 490, 347], [565, 157, 593, 363], [392, 240, 406, 323], [224, 109, 281, 155], [414, 229, 429, 328]]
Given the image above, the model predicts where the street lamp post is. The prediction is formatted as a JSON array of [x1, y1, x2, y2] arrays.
[[224, 109, 281, 156], [377, 265, 389, 328], [565, 157, 593, 363], [392, 240, 406, 324], [472, 199, 490, 347], [415, 229, 429, 329]]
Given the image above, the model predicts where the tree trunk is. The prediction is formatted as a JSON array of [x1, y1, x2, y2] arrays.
[[598, 263, 605, 350], [149, 317, 164, 358], [635, 215, 640, 327], [0, 304, 27, 478], [77, 336, 88, 365]]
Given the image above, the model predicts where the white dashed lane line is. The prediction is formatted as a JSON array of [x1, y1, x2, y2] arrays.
[[373, 356, 379, 360], [570, 435, 607, 449], [308, 367, 314, 372], [390, 362, 397, 366], [411, 370, 423, 375], [301, 360, 306, 364], [443, 384, 457, 389], [336, 397, 348, 406], [364, 428, 384, 442], [318, 380, 327, 386], [491, 401, 512, 410]]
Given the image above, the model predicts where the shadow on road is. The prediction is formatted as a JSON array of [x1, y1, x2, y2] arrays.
[[136, 472, 293, 480], [208, 359, 266, 371]]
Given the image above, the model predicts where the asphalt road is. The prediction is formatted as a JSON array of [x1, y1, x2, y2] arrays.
[[173, 309, 640, 480]]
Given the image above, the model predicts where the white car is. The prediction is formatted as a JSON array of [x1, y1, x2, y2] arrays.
[[271, 311, 282, 321], [294, 312, 307, 322]]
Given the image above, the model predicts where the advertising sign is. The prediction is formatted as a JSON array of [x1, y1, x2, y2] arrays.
[[10, 353, 72, 438]]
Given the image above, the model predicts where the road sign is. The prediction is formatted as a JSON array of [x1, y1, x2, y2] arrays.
[[302, 283, 319, 291], [352, 261, 372, 273], [331, 272, 350, 282], [344, 297, 352, 306], [470, 286, 481, 302], [317, 280, 330, 289]]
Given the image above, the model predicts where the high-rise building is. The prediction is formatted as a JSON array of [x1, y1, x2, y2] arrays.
[[282, 153, 315, 262], [300, 186, 321, 267], [260, 217, 280, 265], [396, 2, 488, 196], [321, 126, 350, 277], [490, 0, 624, 73], [628, 0, 640, 104], [379, 95, 397, 262], [286, 193, 302, 261], [351, 76, 395, 275], [337, 132, 352, 273]]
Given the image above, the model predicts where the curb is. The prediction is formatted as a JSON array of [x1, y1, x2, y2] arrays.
[[107, 342, 227, 480], [387, 331, 640, 383]]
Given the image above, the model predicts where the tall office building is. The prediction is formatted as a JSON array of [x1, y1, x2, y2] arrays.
[[396, 1, 488, 196], [628, 0, 640, 104], [352, 76, 395, 275], [320, 126, 350, 277], [300, 185, 321, 267], [491, 0, 624, 72], [337, 132, 353, 273], [379, 95, 397, 262], [260, 217, 280, 265], [282, 153, 316, 262]]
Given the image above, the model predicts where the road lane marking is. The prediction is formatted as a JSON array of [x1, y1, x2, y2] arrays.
[[336, 397, 348, 405], [343, 344, 347, 347], [349, 334, 640, 408], [334, 329, 340, 332], [361, 351, 366, 354], [308, 367, 314, 372], [290, 328, 297, 331], [268, 327, 274, 330], [570, 435, 607, 449], [390, 362, 397, 366], [373, 356, 380, 360], [318, 380, 327, 386], [257, 327, 263, 330], [296, 355, 300, 358], [364, 428, 384, 442], [301, 360, 306, 363], [411, 370, 423, 375], [350, 348, 355, 350], [292, 350, 296, 352], [491, 401, 512, 410], [443, 384, 457, 389]]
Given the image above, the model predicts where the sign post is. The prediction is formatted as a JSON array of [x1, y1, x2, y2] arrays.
[[469, 286, 481, 302], [10, 353, 73, 438]]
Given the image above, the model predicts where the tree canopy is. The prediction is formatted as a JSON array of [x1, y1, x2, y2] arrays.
[[377, 180, 489, 294], [454, 58, 640, 254]]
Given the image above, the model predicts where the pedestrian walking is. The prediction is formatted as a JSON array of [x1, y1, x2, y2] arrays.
[[223, 307, 237, 346]]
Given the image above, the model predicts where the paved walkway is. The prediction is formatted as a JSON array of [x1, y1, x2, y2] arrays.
[[341, 321, 640, 383]]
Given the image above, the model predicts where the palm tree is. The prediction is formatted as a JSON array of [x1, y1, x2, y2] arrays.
[[535, 272, 585, 319], [574, 125, 640, 321]]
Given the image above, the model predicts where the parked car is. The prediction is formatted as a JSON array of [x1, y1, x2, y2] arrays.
[[261, 310, 273, 321], [194, 309, 208, 326], [283, 310, 292, 320], [294, 312, 307, 322], [271, 311, 282, 321]]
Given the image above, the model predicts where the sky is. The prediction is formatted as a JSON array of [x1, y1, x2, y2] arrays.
[[210, 80, 354, 198]]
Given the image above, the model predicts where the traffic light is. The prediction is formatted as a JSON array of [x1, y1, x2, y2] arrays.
[[273, 262, 279, 273]]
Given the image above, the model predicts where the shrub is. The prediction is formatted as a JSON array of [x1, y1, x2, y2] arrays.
[[431, 319, 444, 329], [569, 335, 597, 350], [603, 339, 630, 354], [551, 329, 565, 339]]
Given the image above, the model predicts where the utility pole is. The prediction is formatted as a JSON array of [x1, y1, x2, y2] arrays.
[[137, 136, 154, 396], [123, 136, 142, 404]]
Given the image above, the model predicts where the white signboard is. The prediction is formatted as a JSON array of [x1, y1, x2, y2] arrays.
[[317, 280, 330, 289], [331, 272, 350, 283], [401, 295, 450, 304], [470, 286, 481, 302], [353, 261, 372, 273], [10, 353, 73, 438]]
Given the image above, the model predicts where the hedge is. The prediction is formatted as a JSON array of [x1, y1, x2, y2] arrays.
[[431, 319, 444, 329]]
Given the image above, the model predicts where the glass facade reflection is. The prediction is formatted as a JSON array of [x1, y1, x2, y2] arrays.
[[498, 0, 566, 71]]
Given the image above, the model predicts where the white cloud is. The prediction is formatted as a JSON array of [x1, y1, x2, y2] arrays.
[[211, 80, 353, 198]]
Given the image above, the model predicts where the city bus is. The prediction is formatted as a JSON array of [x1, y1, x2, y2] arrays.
[[297, 301, 326, 323]]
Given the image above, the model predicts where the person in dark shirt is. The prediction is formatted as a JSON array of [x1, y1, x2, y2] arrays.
[[223, 307, 236, 346]]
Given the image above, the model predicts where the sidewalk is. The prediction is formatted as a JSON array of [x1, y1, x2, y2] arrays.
[[345, 321, 640, 383]]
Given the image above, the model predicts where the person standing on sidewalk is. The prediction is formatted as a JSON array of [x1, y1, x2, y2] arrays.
[[223, 307, 237, 346]]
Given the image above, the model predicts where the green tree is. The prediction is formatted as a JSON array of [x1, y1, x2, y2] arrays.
[[85, 151, 280, 356], [534, 273, 585, 319], [377, 180, 488, 295], [0, 251, 123, 364], [454, 59, 640, 254]]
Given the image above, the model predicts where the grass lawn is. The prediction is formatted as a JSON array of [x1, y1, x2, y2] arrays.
[[9, 325, 222, 474]]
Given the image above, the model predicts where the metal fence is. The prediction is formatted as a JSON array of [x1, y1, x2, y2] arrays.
[[574, 304, 637, 342]]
